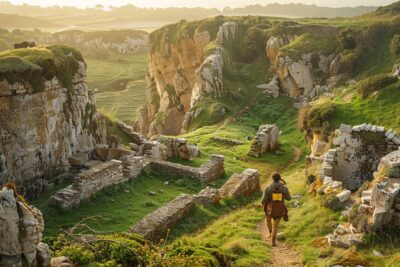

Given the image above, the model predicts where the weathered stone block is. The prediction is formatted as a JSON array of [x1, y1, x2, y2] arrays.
[[219, 169, 260, 198], [68, 152, 89, 166], [336, 190, 351, 203]]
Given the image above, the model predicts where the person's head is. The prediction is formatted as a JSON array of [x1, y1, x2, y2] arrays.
[[272, 172, 281, 183]]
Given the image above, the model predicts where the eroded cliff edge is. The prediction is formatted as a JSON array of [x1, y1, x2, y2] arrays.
[[0, 45, 106, 198]]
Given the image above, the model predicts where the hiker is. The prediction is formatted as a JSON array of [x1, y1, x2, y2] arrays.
[[261, 172, 291, 246]]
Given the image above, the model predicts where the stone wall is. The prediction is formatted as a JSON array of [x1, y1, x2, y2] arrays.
[[149, 154, 224, 182], [130, 194, 196, 242], [0, 186, 51, 267], [49, 160, 124, 210], [0, 59, 107, 199], [219, 169, 261, 198], [320, 124, 400, 190], [248, 125, 279, 157]]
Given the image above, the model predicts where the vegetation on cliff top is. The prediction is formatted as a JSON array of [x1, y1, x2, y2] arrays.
[[0, 45, 83, 93]]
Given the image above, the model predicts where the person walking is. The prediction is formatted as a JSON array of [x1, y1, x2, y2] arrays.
[[261, 172, 291, 246]]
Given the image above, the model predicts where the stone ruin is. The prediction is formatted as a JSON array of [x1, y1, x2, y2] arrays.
[[49, 160, 124, 210], [248, 124, 279, 157], [0, 186, 51, 267], [257, 76, 280, 98], [219, 169, 261, 199], [130, 169, 260, 242], [326, 149, 400, 248], [49, 128, 219, 210], [149, 155, 224, 182], [320, 124, 400, 191]]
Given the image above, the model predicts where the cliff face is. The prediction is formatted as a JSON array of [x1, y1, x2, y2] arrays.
[[265, 26, 342, 101], [0, 46, 106, 198], [138, 21, 237, 137]]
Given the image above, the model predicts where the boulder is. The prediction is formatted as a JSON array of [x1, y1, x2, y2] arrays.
[[68, 152, 89, 166], [37, 242, 51, 267], [94, 144, 109, 161], [336, 190, 351, 203], [107, 147, 133, 161], [50, 256, 74, 267]]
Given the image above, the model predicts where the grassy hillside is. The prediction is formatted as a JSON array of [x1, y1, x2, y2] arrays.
[[86, 53, 148, 123]]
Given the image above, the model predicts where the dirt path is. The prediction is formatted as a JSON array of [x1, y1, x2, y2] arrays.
[[258, 219, 303, 267], [258, 146, 303, 266]]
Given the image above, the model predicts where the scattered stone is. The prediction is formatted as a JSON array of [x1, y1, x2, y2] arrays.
[[373, 250, 384, 257], [149, 191, 157, 196], [50, 256, 74, 267], [336, 190, 351, 203]]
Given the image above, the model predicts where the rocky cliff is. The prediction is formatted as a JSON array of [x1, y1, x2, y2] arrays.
[[49, 30, 149, 55], [265, 25, 342, 101], [0, 45, 106, 198], [137, 19, 237, 137]]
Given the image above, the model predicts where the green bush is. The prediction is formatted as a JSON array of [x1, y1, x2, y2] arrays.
[[57, 244, 95, 265], [390, 34, 400, 56], [323, 194, 343, 211], [357, 73, 398, 98], [348, 204, 368, 231], [241, 26, 266, 62], [338, 28, 357, 50], [301, 102, 336, 139]]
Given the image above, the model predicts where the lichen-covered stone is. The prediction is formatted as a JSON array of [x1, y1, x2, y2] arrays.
[[248, 125, 279, 157], [219, 169, 261, 198]]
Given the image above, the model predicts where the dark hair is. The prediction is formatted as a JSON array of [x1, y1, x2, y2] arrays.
[[272, 173, 281, 182]]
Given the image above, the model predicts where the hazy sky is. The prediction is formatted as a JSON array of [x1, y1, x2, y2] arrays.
[[5, 0, 398, 9]]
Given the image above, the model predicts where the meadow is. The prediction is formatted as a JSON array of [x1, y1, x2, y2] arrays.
[[86, 52, 148, 123]]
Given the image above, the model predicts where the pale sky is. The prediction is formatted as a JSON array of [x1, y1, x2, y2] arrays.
[[4, 0, 398, 9]]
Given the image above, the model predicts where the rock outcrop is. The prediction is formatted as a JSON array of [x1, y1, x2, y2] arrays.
[[138, 21, 237, 137], [248, 125, 280, 157], [0, 47, 107, 198], [393, 63, 400, 77], [0, 185, 50, 267], [265, 27, 341, 101], [49, 30, 149, 55]]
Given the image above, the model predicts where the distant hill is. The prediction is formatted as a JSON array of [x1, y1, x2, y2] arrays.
[[222, 4, 378, 18], [0, 1, 383, 30], [0, 13, 58, 29]]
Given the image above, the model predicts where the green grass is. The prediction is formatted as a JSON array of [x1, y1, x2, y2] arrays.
[[33, 170, 205, 237], [86, 52, 148, 123]]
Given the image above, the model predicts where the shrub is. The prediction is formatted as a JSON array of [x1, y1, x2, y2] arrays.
[[390, 34, 400, 56], [338, 28, 357, 50], [241, 26, 266, 62], [348, 204, 368, 231], [323, 194, 343, 211], [57, 244, 95, 265], [301, 102, 336, 139], [357, 73, 398, 98]]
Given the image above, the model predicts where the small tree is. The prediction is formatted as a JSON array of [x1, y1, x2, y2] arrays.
[[390, 34, 400, 56]]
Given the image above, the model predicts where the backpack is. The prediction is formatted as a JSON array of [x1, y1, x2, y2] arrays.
[[270, 187, 287, 219]]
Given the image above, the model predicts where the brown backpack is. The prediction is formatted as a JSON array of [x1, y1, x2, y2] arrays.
[[270, 187, 287, 219]]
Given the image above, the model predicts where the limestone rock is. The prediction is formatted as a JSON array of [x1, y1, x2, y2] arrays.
[[393, 64, 400, 77], [68, 152, 89, 166], [37, 242, 51, 267], [0, 59, 107, 198], [50, 256, 74, 267], [0, 186, 47, 266], [336, 190, 351, 203]]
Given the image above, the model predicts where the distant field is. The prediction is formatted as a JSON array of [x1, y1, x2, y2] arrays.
[[86, 52, 148, 123]]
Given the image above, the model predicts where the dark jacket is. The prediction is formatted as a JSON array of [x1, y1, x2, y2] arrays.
[[261, 182, 291, 205], [261, 182, 291, 219]]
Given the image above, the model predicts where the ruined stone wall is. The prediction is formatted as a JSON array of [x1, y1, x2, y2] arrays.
[[248, 125, 279, 157], [49, 160, 124, 210], [149, 154, 224, 182], [320, 124, 400, 190], [0, 61, 107, 198], [130, 194, 195, 242], [219, 169, 261, 198]]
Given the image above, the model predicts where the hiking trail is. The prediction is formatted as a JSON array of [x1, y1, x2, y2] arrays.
[[258, 145, 303, 266]]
